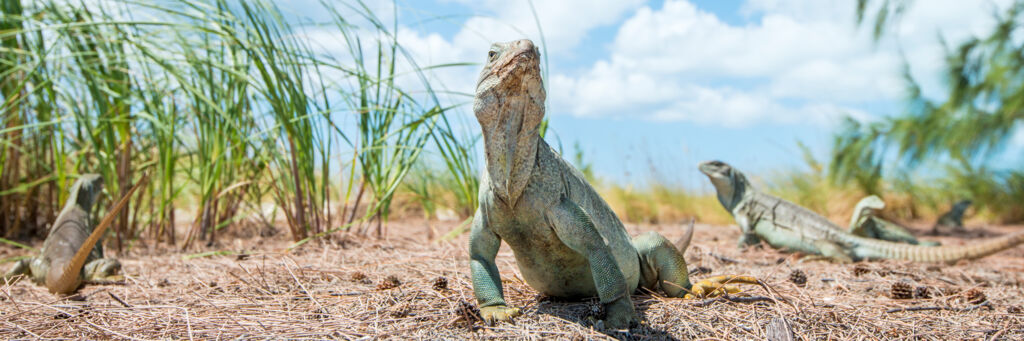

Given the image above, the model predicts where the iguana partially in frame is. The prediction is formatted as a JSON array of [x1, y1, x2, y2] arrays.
[[469, 39, 758, 330], [2, 174, 144, 295], [699, 160, 1024, 262], [848, 195, 939, 246]]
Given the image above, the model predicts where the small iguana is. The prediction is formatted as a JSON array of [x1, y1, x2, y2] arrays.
[[848, 195, 939, 246], [699, 161, 1024, 262], [2, 174, 142, 294], [469, 39, 757, 329], [933, 199, 972, 234]]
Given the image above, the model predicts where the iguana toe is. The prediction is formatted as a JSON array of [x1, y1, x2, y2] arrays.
[[479, 305, 521, 325]]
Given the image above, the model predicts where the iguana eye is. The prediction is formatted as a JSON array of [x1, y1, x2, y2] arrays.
[[488, 50, 497, 60]]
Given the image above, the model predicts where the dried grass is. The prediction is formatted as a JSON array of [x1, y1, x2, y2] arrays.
[[2, 221, 1023, 340]]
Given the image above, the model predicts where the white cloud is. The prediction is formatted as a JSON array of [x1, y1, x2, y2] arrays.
[[547, 0, 1014, 127], [308, 0, 1016, 129], [445, 0, 644, 56]]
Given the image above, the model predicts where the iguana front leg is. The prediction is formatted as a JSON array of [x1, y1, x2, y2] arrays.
[[546, 198, 636, 329], [468, 208, 520, 325], [735, 215, 761, 248]]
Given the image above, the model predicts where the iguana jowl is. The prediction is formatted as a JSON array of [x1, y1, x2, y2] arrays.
[[469, 39, 757, 329], [2, 174, 140, 294], [699, 161, 1024, 262]]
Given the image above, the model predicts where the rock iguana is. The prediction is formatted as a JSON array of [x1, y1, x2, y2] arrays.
[[848, 195, 939, 246], [469, 39, 757, 330], [933, 199, 972, 234], [699, 161, 1024, 262], [2, 174, 142, 294]]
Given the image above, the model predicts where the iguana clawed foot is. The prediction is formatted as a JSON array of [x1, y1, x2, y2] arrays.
[[479, 305, 521, 325], [602, 296, 640, 329], [684, 275, 760, 299]]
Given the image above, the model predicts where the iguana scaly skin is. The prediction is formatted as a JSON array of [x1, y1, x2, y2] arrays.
[[2, 174, 141, 294], [848, 195, 939, 246], [699, 161, 1024, 263], [933, 199, 972, 234], [469, 40, 757, 329]]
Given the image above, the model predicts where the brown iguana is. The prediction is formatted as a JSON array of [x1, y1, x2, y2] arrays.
[[848, 195, 939, 246], [469, 39, 758, 330], [699, 160, 1024, 262], [933, 199, 972, 234], [2, 174, 142, 294]]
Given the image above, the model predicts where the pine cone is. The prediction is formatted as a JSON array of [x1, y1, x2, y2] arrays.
[[890, 282, 914, 299], [351, 272, 372, 284], [914, 286, 931, 299], [853, 265, 871, 277], [376, 275, 401, 290], [964, 288, 987, 305], [789, 269, 807, 287], [432, 276, 449, 291]]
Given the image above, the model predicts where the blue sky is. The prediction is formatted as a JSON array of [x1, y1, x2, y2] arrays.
[[297, 0, 1022, 188]]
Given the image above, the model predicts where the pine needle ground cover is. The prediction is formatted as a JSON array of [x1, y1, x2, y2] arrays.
[[2, 221, 1022, 339]]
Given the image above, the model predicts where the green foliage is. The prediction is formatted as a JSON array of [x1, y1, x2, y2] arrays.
[[0, 0, 478, 247], [834, 0, 1024, 222]]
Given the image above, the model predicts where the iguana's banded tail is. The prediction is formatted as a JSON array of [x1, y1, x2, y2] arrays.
[[850, 230, 1024, 263], [46, 175, 148, 294]]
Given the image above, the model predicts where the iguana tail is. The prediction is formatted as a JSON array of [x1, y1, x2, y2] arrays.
[[853, 230, 1024, 263], [46, 175, 148, 295]]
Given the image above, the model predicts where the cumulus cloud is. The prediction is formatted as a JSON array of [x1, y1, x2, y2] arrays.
[[548, 0, 1013, 127], [304, 0, 1014, 128]]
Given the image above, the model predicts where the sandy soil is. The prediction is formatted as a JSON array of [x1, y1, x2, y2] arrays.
[[1, 220, 1023, 340]]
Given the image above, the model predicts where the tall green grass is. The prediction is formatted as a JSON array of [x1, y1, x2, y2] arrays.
[[0, 0, 478, 248]]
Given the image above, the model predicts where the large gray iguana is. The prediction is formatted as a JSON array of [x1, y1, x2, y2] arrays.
[[469, 39, 758, 329], [848, 195, 939, 246], [2, 174, 141, 294], [698, 161, 1024, 262]]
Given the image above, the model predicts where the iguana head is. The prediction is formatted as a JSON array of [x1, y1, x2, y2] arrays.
[[698, 161, 750, 212], [68, 174, 104, 212], [850, 195, 885, 228], [474, 39, 545, 206], [951, 199, 972, 214]]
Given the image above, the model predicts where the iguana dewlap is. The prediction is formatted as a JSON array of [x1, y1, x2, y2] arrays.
[[699, 160, 1024, 263], [469, 39, 756, 330], [2, 174, 123, 294]]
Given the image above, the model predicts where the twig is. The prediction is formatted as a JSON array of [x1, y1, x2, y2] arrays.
[[107, 292, 131, 308], [691, 295, 776, 307], [886, 302, 992, 313]]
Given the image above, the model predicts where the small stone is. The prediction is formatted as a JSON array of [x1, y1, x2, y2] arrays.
[[376, 275, 401, 290], [890, 282, 914, 299], [1007, 306, 1022, 314], [789, 269, 807, 287]]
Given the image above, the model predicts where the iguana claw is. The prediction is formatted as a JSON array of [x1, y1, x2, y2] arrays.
[[684, 275, 760, 299], [480, 305, 521, 325]]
